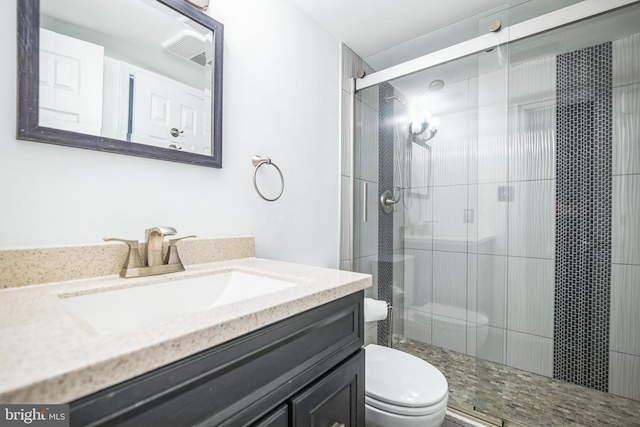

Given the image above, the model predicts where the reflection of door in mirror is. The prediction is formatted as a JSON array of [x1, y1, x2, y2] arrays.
[[38, 0, 215, 155], [39, 28, 208, 154], [39, 28, 104, 136], [130, 66, 208, 154]]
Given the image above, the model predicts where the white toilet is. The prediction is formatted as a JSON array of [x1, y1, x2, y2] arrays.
[[365, 344, 449, 427], [363, 298, 449, 427]]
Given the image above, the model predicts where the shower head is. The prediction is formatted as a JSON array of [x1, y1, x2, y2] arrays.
[[411, 79, 446, 101]]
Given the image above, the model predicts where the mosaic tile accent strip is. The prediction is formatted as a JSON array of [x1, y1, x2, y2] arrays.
[[555, 42, 613, 392], [377, 82, 395, 345]]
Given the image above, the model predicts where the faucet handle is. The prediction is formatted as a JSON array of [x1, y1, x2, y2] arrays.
[[145, 226, 177, 237], [104, 238, 144, 270], [164, 235, 197, 265]]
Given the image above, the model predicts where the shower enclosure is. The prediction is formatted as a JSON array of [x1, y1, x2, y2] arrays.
[[343, 1, 640, 425]]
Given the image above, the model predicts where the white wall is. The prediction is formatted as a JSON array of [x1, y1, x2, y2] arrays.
[[0, 0, 342, 268]]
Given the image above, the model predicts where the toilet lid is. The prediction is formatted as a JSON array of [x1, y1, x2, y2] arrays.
[[365, 344, 448, 409]]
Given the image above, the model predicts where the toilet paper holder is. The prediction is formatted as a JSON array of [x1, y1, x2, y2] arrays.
[[365, 298, 394, 348]]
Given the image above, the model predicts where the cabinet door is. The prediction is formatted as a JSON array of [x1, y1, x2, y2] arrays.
[[252, 404, 289, 427], [291, 349, 364, 427]]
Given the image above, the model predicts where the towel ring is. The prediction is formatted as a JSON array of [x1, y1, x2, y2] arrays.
[[252, 155, 284, 202]]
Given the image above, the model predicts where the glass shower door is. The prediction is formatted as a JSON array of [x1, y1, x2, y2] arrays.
[[473, 3, 640, 425]]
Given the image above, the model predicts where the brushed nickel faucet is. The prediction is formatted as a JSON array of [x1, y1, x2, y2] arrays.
[[105, 227, 196, 278]]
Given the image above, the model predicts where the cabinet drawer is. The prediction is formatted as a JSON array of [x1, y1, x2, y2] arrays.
[[291, 349, 365, 427], [70, 291, 363, 427]]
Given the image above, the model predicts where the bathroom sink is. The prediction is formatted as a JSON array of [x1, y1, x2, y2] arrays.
[[59, 271, 298, 334]]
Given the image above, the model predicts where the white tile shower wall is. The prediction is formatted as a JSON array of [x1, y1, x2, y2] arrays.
[[609, 33, 640, 400], [506, 330, 553, 377], [509, 56, 556, 107], [432, 251, 468, 320], [404, 191, 433, 246], [610, 264, 640, 356], [474, 183, 508, 256], [467, 252, 478, 324], [613, 33, 640, 87], [431, 111, 470, 187], [612, 174, 640, 265], [403, 248, 433, 309], [476, 109, 509, 185], [364, 322, 378, 346], [474, 254, 507, 329], [409, 144, 432, 190], [357, 80, 379, 113], [508, 101, 556, 182], [371, 252, 412, 343], [499, 55, 558, 375], [405, 307, 433, 344], [399, 52, 559, 374], [609, 351, 640, 401], [612, 84, 640, 176], [478, 65, 508, 111], [467, 78, 480, 185], [340, 91, 352, 178], [342, 49, 383, 301], [476, 67, 509, 186], [393, 94, 408, 252], [507, 179, 556, 259], [432, 185, 469, 250], [341, 45, 363, 92], [471, 325, 507, 364], [507, 257, 555, 339], [355, 101, 379, 185], [340, 45, 379, 271], [354, 255, 379, 298], [392, 253, 407, 344], [432, 314, 467, 354], [396, 31, 639, 400]]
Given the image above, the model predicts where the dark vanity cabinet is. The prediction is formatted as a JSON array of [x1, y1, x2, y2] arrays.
[[69, 291, 365, 427]]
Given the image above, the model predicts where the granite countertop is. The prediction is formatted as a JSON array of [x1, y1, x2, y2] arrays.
[[0, 257, 371, 404]]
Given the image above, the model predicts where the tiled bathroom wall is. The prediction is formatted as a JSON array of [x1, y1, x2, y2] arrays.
[[609, 33, 640, 401], [340, 45, 379, 345], [341, 30, 639, 401], [400, 32, 639, 401], [341, 45, 407, 347]]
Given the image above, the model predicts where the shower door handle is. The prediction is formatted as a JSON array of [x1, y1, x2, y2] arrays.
[[363, 182, 368, 222]]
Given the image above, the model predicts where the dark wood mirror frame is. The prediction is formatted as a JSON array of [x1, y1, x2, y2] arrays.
[[17, 0, 224, 168]]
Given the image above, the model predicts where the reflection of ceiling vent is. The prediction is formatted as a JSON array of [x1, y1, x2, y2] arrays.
[[163, 30, 207, 67]]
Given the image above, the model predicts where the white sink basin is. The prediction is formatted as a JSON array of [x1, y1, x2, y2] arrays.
[[59, 271, 297, 334]]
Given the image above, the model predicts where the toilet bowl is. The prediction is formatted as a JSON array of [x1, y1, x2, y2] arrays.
[[365, 344, 448, 427]]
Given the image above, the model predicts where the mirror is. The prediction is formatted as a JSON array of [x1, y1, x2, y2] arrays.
[[17, 0, 224, 168]]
